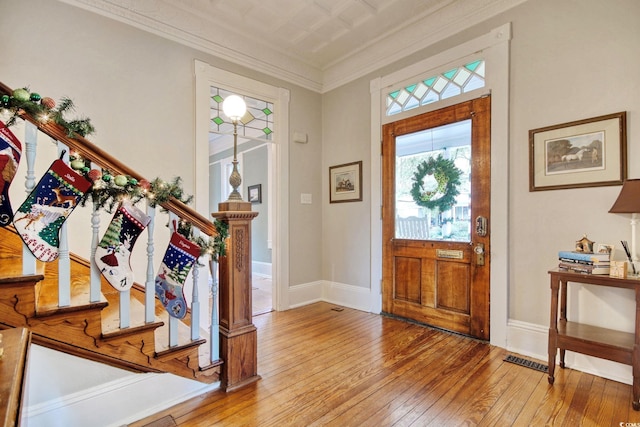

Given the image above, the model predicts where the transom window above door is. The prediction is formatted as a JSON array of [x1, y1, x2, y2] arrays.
[[386, 60, 485, 117], [210, 87, 274, 140]]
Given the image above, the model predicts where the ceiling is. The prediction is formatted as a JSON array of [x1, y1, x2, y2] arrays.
[[60, 0, 524, 93]]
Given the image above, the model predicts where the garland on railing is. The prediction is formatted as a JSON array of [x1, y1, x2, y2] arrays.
[[1, 85, 226, 260], [1, 87, 95, 137]]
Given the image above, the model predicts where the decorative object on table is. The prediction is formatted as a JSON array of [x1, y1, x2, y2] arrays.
[[529, 111, 626, 191], [0, 120, 21, 227], [558, 250, 611, 275], [410, 154, 462, 211], [596, 243, 614, 254], [610, 260, 628, 279], [609, 179, 640, 277], [13, 157, 91, 262], [155, 226, 201, 319], [574, 234, 595, 253], [621, 240, 637, 276], [248, 184, 261, 204], [329, 161, 363, 203], [94, 201, 151, 291]]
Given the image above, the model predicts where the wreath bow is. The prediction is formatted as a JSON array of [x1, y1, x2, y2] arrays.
[[410, 154, 462, 211]]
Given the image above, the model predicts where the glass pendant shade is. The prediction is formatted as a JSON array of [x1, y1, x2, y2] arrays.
[[222, 95, 247, 122]]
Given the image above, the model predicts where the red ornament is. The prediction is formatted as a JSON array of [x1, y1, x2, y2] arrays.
[[139, 179, 151, 191], [87, 169, 102, 182], [41, 97, 56, 109]]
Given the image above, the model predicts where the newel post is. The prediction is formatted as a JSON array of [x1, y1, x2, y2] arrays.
[[212, 201, 260, 391]]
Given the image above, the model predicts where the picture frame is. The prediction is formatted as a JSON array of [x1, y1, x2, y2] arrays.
[[596, 243, 614, 255], [248, 184, 262, 204], [529, 112, 627, 191], [329, 161, 363, 203]]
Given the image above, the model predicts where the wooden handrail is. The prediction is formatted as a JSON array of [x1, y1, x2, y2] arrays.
[[0, 81, 215, 236]]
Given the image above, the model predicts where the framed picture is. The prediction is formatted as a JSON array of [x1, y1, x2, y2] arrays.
[[248, 184, 262, 204], [596, 243, 614, 255], [329, 161, 363, 203], [529, 112, 627, 191]]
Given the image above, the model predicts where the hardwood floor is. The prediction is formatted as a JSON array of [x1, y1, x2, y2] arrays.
[[130, 302, 640, 426]]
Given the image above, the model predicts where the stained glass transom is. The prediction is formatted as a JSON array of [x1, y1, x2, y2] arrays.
[[209, 87, 274, 140], [386, 60, 485, 116]]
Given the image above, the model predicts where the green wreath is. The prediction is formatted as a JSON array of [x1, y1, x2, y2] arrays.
[[410, 154, 462, 211]]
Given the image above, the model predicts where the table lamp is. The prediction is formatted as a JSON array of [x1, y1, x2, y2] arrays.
[[609, 179, 640, 275]]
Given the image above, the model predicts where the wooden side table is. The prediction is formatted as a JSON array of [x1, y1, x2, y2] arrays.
[[547, 269, 640, 410]]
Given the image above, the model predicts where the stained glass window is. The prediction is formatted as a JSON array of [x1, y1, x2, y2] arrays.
[[386, 60, 485, 116], [210, 87, 274, 140]]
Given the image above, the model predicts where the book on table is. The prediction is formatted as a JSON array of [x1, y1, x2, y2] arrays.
[[557, 250, 610, 275]]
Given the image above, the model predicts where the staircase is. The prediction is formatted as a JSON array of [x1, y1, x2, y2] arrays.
[[0, 80, 260, 424], [0, 224, 217, 382]]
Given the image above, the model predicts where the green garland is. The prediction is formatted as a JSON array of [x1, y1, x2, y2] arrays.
[[410, 154, 462, 211], [1, 87, 95, 137], [1, 85, 227, 260]]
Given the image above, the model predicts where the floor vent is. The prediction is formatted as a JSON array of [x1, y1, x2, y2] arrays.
[[504, 354, 548, 373]]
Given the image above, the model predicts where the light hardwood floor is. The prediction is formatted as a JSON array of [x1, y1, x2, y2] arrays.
[[131, 302, 640, 426]]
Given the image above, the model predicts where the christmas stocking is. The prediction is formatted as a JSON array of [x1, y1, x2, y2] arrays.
[[13, 158, 91, 262], [0, 120, 22, 227], [94, 201, 151, 291], [155, 231, 200, 319]]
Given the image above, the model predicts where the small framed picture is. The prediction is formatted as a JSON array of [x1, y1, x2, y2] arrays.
[[329, 161, 363, 203], [596, 243, 614, 255], [248, 184, 262, 204]]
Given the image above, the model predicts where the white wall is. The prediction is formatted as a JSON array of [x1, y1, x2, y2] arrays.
[[321, 0, 640, 382]]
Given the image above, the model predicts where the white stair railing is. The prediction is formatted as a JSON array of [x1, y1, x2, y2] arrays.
[[8, 113, 221, 366]]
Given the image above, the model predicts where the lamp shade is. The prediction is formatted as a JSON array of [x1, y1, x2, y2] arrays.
[[609, 179, 640, 213], [222, 94, 247, 121]]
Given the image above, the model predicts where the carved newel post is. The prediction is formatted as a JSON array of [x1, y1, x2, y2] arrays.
[[212, 200, 260, 391]]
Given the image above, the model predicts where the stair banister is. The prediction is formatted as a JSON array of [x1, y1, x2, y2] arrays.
[[0, 80, 261, 387], [21, 122, 37, 276]]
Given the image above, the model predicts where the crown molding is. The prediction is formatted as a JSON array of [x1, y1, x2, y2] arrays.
[[58, 0, 526, 93]]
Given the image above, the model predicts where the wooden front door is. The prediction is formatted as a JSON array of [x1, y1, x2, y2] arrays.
[[382, 96, 491, 340]]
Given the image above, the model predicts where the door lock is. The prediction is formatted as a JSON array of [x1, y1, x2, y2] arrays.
[[474, 243, 485, 266], [475, 216, 487, 237]]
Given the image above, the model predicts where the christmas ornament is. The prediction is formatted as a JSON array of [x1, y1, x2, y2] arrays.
[[87, 169, 102, 182], [41, 97, 55, 109], [114, 175, 128, 186], [70, 159, 85, 170], [12, 88, 30, 102], [0, 120, 22, 227], [155, 230, 201, 319], [410, 154, 462, 211], [94, 201, 151, 291], [29, 93, 41, 103], [13, 158, 91, 262]]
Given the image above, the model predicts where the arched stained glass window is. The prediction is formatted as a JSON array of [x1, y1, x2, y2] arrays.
[[386, 60, 485, 116], [210, 87, 274, 140]]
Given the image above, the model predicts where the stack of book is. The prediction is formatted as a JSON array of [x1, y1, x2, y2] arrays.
[[558, 250, 611, 275]]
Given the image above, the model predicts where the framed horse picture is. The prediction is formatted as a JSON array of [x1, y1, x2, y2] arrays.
[[529, 112, 627, 191]]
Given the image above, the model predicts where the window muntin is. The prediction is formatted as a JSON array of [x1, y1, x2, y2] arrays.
[[386, 60, 485, 117]]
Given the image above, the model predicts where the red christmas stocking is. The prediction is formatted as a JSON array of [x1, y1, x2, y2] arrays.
[[0, 120, 22, 227], [13, 159, 91, 262], [154, 231, 200, 319], [94, 201, 151, 291]]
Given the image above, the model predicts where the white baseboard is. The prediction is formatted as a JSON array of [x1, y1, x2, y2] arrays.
[[252, 261, 272, 278], [507, 319, 632, 385], [24, 373, 218, 427], [288, 280, 372, 312]]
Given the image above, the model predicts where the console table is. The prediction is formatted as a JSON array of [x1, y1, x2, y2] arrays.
[[548, 269, 640, 410]]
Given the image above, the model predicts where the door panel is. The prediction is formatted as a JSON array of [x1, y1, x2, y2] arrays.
[[382, 96, 491, 340]]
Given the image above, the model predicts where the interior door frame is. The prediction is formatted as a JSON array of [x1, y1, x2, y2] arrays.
[[369, 23, 511, 348], [194, 60, 291, 313]]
